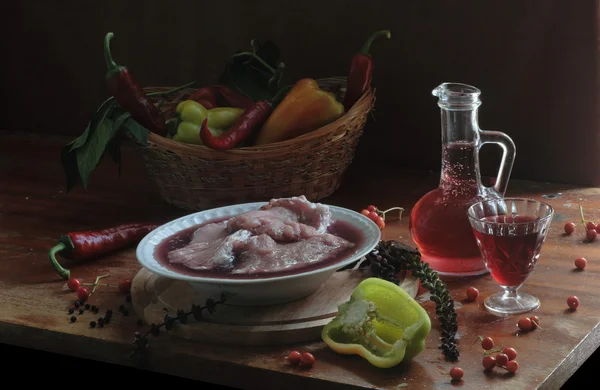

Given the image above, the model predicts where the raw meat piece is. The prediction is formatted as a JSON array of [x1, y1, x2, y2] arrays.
[[190, 220, 230, 243], [168, 221, 252, 270], [226, 207, 321, 242], [260, 195, 332, 233], [232, 232, 355, 274]]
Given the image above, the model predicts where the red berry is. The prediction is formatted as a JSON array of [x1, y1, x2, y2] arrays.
[[375, 216, 385, 230], [530, 315, 540, 329], [586, 221, 597, 231], [503, 347, 517, 361], [67, 278, 81, 292], [517, 317, 532, 331], [287, 351, 301, 365], [360, 209, 370, 217], [119, 279, 132, 294], [567, 295, 580, 309], [482, 355, 496, 370], [481, 336, 494, 350], [367, 205, 376, 212], [564, 222, 576, 235], [299, 352, 315, 368], [76, 287, 90, 302], [574, 257, 587, 270], [367, 211, 378, 221], [586, 229, 598, 242], [496, 353, 509, 367], [450, 367, 464, 381], [506, 360, 519, 374], [466, 286, 479, 302]]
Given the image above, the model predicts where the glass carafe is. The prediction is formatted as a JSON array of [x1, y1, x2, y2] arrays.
[[409, 83, 516, 276]]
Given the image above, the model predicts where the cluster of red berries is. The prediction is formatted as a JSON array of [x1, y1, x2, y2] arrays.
[[517, 315, 540, 332], [67, 275, 132, 302], [286, 350, 315, 368], [564, 205, 598, 242], [359, 205, 404, 230], [449, 342, 519, 381], [480, 337, 519, 374]]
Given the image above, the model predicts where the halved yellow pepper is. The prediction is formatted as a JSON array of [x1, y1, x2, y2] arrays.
[[321, 277, 431, 368], [254, 78, 344, 145]]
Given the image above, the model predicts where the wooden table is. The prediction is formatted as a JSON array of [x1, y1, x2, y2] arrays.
[[1, 131, 599, 389]]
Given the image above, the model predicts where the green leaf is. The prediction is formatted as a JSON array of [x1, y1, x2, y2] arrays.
[[70, 99, 117, 152], [218, 40, 285, 103], [61, 145, 81, 193], [76, 117, 118, 189], [123, 118, 149, 145], [113, 111, 132, 130], [106, 136, 122, 176]]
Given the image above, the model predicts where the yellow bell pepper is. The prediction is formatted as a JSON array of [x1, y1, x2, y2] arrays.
[[321, 277, 431, 368], [253, 78, 344, 145], [172, 100, 244, 145]]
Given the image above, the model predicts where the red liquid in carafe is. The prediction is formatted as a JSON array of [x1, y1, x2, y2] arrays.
[[472, 215, 544, 287], [409, 141, 500, 275]]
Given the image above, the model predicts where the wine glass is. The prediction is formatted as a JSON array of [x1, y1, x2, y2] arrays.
[[467, 198, 554, 315]]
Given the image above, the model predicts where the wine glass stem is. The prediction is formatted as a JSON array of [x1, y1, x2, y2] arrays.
[[502, 286, 519, 300]]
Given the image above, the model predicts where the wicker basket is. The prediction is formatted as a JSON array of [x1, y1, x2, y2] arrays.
[[135, 77, 375, 211]]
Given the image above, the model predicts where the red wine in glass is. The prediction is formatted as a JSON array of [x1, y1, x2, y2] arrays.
[[467, 198, 554, 316]]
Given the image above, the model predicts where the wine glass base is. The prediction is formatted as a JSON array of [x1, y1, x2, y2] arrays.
[[484, 291, 540, 316]]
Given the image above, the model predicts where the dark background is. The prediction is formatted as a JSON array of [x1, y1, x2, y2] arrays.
[[1, 1, 599, 387], [2, 0, 599, 186]]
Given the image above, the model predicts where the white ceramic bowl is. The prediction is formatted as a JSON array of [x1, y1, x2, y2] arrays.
[[136, 202, 381, 306]]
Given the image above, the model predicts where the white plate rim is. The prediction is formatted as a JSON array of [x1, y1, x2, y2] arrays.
[[136, 201, 381, 284]]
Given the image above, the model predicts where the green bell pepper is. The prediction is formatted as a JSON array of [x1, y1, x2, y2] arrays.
[[321, 277, 431, 368], [172, 100, 244, 145]]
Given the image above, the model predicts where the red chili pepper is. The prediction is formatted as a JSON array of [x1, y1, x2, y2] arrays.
[[214, 85, 254, 109], [48, 223, 160, 280], [104, 32, 168, 136], [188, 87, 218, 109], [343, 30, 391, 112], [200, 101, 272, 150]]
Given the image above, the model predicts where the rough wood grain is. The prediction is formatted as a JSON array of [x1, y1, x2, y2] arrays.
[[1, 131, 600, 389], [130, 268, 366, 346]]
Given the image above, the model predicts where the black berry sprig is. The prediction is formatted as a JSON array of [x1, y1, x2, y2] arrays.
[[130, 292, 234, 366], [365, 240, 460, 361]]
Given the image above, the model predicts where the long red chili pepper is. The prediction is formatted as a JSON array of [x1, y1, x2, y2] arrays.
[[214, 85, 254, 109], [200, 101, 272, 150], [343, 30, 391, 112], [49, 223, 159, 280], [104, 32, 168, 137], [188, 87, 218, 109]]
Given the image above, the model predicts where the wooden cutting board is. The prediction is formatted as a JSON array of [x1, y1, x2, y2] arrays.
[[130, 267, 367, 346]]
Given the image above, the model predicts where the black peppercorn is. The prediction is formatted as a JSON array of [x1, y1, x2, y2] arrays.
[[79, 309, 84, 314], [89, 321, 96, 328], [98, 318, 105, 325], [74, 301, 80, 308], [85, 304, 90, 310], [122, 309, 129, 316], [68, 308, 74, 314], [70, 316, 77, 323]]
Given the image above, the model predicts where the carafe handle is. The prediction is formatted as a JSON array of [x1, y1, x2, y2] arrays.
[[479, 130, 516, 196]]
